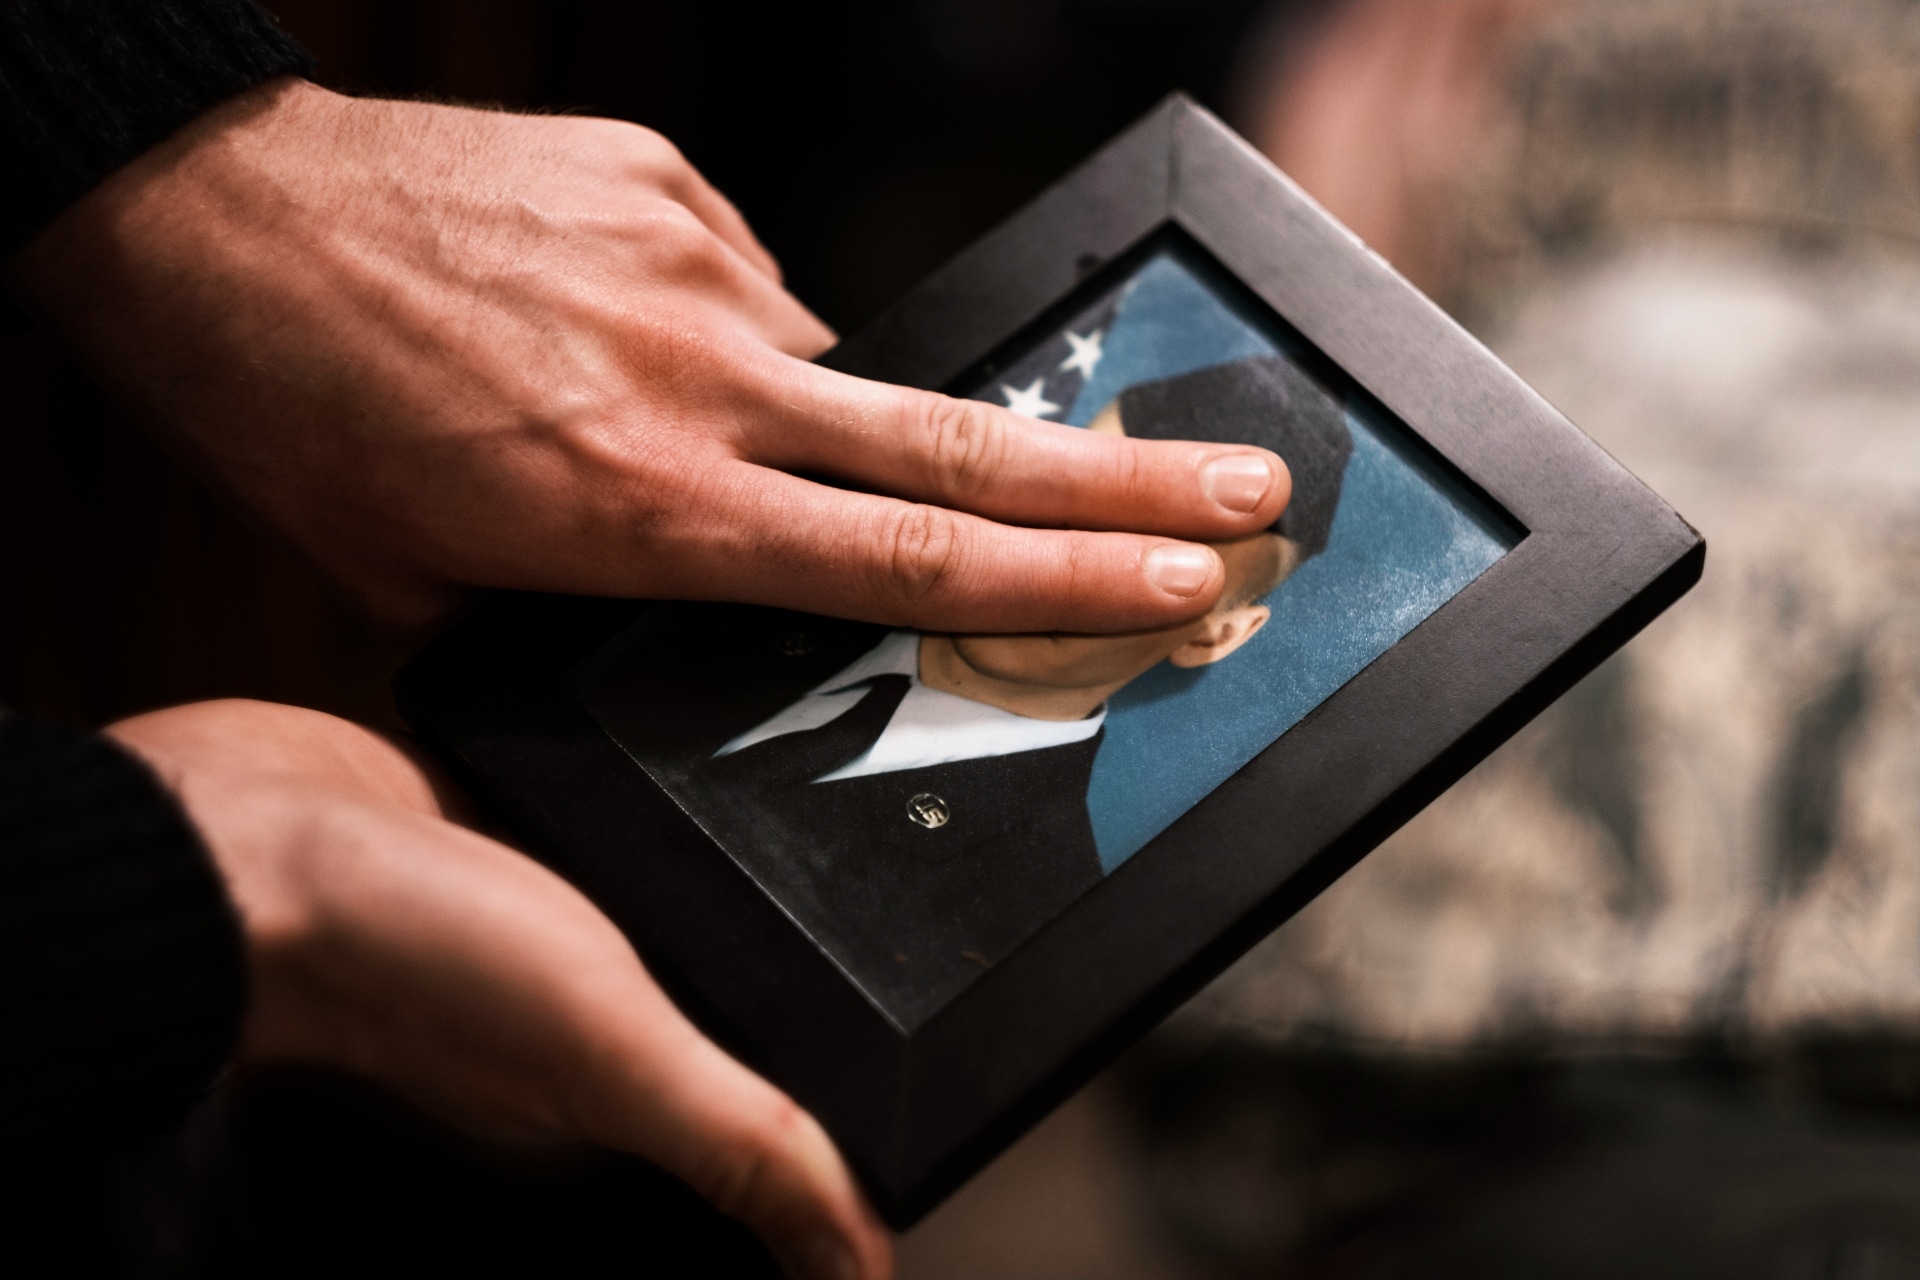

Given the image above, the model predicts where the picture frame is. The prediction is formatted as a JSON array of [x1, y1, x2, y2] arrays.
[[393, 94, 1703, 1226]]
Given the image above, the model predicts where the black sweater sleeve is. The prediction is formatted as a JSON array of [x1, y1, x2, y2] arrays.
[[0, 0, 313, 258], [0, 716, 246, 1144], [1, 2, 302, 1135]]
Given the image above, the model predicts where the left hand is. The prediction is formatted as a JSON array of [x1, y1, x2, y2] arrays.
[[108, 699, 893, 1280]]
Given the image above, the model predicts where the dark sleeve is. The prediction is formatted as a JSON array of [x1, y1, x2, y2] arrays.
[[0, 715, 246, 1145], [0, 0, 314, 259]]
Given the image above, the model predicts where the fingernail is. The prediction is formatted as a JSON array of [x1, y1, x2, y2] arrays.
[[1144, 544, 1216, 598], [1200, 452, 1276, 514], [799, 1233, 860, 1280]]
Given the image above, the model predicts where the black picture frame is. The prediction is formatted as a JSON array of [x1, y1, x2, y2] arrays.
[[393, 95, 1703, 1227]]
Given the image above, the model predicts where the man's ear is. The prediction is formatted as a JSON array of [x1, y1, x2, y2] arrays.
[[1167, 604, 1271, 669]]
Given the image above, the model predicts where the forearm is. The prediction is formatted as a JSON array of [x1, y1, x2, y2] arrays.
[[0, 0, 311, 259], [0, 713, 244, 1144]]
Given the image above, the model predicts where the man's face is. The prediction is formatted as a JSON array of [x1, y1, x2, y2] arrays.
[[949, 533, 1296, 692]]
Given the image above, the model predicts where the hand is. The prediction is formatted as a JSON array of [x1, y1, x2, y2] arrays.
[[107, 699, 893, 1280], [11, 78, 1289, 631]]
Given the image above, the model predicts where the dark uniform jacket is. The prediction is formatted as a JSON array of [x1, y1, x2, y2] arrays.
[[571, 607, 1106, 1027]]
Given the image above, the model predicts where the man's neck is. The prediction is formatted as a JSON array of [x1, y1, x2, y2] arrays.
[[916, 635, 1117, 722]]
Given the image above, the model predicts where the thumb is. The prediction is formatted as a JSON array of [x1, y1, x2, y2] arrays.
[[583, 993, 893, 1280]]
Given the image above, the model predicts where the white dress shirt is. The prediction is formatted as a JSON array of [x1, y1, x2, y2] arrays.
[[715, 631, 1106, 783]]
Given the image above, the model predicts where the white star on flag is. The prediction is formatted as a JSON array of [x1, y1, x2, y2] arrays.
[[1000, 378, 1061, 419], [1059, 328, 1104, 379]]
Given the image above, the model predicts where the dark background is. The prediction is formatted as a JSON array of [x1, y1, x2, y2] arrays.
[[272, 0, 1285, 334]]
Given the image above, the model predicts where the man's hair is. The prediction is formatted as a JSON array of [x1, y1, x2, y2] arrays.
[[1117, 355, 1353, 559]]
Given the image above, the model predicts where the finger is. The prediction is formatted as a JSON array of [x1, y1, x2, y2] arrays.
[[650, 205, 837, 358], [711, 249, 836, 359], [613, 122, 788, 284], [490, 853, 889, 1277], [636, 461, 1227, 633], [665, 165, 786, 285], [740, 362, 1291, 539], [609, 1018, 895, 1280]]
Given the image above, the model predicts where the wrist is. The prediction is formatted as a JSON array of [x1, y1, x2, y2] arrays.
[[0, 0, 314, 261], [11, 75, 336, 303], [102, 701, 451, 1067]]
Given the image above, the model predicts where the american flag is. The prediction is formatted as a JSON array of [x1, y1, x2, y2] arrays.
[[961, 279, 1127, 425]]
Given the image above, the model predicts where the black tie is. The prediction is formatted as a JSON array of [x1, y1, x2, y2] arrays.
[[710, 674, 911, 788]]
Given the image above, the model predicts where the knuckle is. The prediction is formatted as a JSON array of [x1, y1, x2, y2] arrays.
[[566, 411, 733, 537], [618, 121, 689, 172], [920, 395, 1008, 500], [1113, 437, 1153, 506], [689, 1097, 810, 1218], [619, 127, 710, 208], [694, 1137, 776, 1219], [1061, 535, 1094, 597], [583, 118, 670, 176], [644, 207, 729, 278], [879, 503, 964, 610]]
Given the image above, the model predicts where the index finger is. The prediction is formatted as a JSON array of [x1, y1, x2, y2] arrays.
[[742, 360, 1292, 544]]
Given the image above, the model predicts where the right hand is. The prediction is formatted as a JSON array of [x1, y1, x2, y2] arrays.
[[12, 77, 1290, 631]]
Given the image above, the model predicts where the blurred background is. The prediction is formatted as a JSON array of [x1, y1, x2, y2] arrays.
[[7, 1, 1920, 1275]]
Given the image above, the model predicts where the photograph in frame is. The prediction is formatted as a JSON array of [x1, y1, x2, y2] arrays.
[[568, 235, 1519, 1030]]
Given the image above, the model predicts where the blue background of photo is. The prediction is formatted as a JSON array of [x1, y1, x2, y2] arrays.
[[1027, 250, 1515, 871]]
